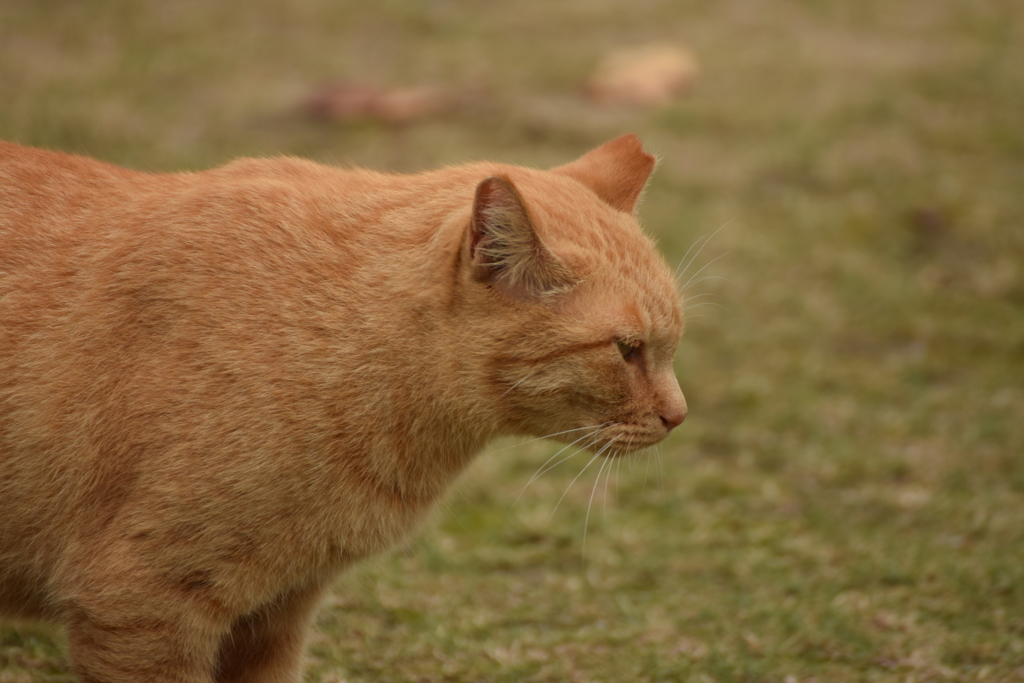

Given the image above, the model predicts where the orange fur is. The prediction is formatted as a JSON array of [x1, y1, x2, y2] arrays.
[[0, 135, 686, 682]]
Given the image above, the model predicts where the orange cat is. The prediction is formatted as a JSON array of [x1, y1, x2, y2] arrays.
[[0, 135, 686, 682]]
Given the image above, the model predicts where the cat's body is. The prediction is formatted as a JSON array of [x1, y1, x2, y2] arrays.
[[0, 136, 686, 682]]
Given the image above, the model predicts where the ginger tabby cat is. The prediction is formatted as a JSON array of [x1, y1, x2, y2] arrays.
[[0, 135, 687, 682]]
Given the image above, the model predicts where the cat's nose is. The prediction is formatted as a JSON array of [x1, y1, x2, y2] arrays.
[[657, 374, 687, 432], [660, 407, 686, 432]]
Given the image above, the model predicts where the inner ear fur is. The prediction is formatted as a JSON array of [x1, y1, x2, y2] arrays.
[[470, 176, 577, 300], [552, 134, 655, 215]]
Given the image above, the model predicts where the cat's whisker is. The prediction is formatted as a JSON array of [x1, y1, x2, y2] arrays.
[[528, 435, 598, 482], [615, 435, 634, 503], [673, 221, 730, 283], [500, 373, 535, 398], [509, 423, 618, 505], [684, 305, 729, 325], [656, 445, 666, 492], [610, 454, 618, 507], [581, 452, 613, 563], [509, 428, 605, 510], [641, 451, 652, 496], [497, 423, 606, 452], [614, 438, 630, 497], [682, 274, 730, 292], [672, 231, 708, 281], [604, 435, 630, 518], [549, 452, 603, 524], [548, 440, 616, 523], [680, 292, 718, 303], [680, 252, 731, 293], [601, 446, 614, 523]]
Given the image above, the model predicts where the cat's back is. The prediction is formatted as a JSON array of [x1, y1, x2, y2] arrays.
[[0, 150, 365, 474], [0, 143, 379, 310], [0, 143, 381, 418], [0, 141, 351, 244], [0, 141, 145, 233]]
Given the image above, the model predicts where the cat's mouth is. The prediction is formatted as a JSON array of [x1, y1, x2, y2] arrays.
[[584, 423, 667, 455]]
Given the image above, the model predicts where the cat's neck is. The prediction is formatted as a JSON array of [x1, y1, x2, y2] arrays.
[[315, 170, 498, 503]]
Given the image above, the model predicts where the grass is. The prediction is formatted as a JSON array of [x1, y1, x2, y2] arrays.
[[2, 0, 1023, 681]]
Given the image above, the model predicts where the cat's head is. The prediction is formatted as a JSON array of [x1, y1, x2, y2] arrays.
[[457, 135, 687, 456]]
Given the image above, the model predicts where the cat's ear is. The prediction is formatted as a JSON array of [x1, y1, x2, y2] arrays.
[[470, 176, 577, 300], [552, 134, 656, 214]]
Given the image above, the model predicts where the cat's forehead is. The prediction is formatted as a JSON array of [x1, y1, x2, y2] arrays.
[[557, 266, 683, 359], [593, 260, 684, 341]]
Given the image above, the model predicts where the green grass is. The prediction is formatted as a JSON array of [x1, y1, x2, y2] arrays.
[[2, 1, 1023, 681]]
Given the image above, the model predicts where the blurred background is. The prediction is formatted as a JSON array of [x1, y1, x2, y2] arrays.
[[1, 1, 1022, 681]]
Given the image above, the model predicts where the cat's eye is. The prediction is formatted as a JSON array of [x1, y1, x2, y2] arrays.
[[617, 340, 641, 362]]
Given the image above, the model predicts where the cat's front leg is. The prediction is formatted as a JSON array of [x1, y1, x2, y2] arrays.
[[215, 581, 327, 683], [65, 595, 225, 683], [59, 529, 237, 683]]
